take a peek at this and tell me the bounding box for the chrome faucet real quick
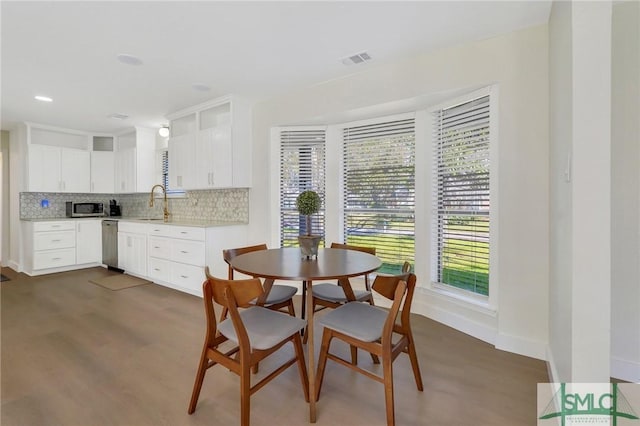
[149,184,170,222]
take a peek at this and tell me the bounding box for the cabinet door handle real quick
[154,246,160,249]
[52,225,60,228]
[180,250,189,254]
[51,239,61,242]
[180,275,188,279]
[154,268,160,271]
[180,231,188,234]
[52,257,61,261]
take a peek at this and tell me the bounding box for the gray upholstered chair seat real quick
[318,302,387,342]
[218,306,306,350]
[311,283,371,303]
[258,284,298,306]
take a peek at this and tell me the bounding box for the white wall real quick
[611,0,640,383]
[251,25,550,360]
[549,1,613,383]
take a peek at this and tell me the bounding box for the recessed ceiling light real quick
[108,113,129,120]
[192,84,211,92]
[34,95,53,102]
[116,54,143,66]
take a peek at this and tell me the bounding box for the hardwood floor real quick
[1,267,548,425]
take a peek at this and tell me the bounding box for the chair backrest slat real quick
[372,273,410,301]
[330,242,376,255]
[207,276,264,309]
[223,244,268,280]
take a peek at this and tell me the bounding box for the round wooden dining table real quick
[230,247,382,423]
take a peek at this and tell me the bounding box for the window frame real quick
[337,112,416,275]
[428,86,498,309]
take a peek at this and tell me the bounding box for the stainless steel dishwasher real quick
[102,219,119,270]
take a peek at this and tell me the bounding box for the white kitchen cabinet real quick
[26,125,92,193]
[22,219,105,276]
[60,148,91,192]
[196,126,232,188]
[147,223,206,295]
[26,220,77,272]
[114,127,156,193]
[28,144,61,192]
[167,95,252,190]
[114,147,136,193]
[91,151,115,193]
[117,222,148,278]
[28,145,90,193]
[167,133,196,190]
[113,220,248,297]
[76,219,102,265]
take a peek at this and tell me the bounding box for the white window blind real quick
[161,150,184,195]
[433,95,490,296]
[343,117,415,274]
[279,129,326,247]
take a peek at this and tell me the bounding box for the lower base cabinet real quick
[22,219,102,276]
[117,222,148,278]
[121,221,247,297]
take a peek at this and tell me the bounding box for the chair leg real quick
[188,349,209,414]
[314,329,333,402]
[292,333,310,402]
[287,299,296,317]
[240,360,251,426]
[350,345,358,365]
[219,306,229,323]
[301,282,307,320]
[406,333,424,391]
[382,356,395,426]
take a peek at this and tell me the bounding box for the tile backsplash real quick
[20,188,249,223]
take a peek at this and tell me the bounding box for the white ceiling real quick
[1,1,551,134]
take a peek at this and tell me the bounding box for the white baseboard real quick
[413,295,497,346]
[495,332,547,361]
[6,260,20,272]
[611,356,640,383]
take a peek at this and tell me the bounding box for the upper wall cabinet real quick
[114,127,156,193]
[167,95,252,190]
[91,136,115,193]
[27,125,91,193]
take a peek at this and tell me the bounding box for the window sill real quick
[426,282,497,317]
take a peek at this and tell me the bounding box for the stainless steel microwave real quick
[65,202,105,217]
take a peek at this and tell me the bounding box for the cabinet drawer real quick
[170,226,204,241]
[147,223,172,238]
[170,263,205,292]
[148,237,171,260]
[34,221,75,232]
[34,231,75,250]
[171,240,205,266]
[118,221,148,234]
[33,248,76,270]
[148,257,170,282]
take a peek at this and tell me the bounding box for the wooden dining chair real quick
[188,275,309,426]
[314,273,423,426]
[221,244,297,321]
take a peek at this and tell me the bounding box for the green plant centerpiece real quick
[296,190,322,259]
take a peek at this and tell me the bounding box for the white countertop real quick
[21,217,247,228]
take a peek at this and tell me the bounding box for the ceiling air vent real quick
[341,51,372,66]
